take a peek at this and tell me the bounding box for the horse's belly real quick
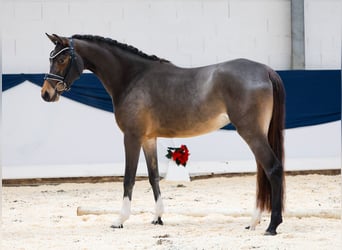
[160,113,230,138]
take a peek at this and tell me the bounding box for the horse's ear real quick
[46,33,68,46]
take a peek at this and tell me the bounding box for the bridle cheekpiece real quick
[44,38,77,92]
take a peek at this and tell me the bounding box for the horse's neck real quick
[75,40,148,104]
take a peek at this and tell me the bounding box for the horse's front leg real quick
[142,138,164,225]
[111,134,141,228]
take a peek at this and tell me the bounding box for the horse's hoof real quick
[111,224,123,229]
[265,217,281,235]
[264,230,277,236]
[245,225,257,231]
[152,217,163,225]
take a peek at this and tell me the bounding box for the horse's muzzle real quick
[42,91,51,102]
[41,80,60,102]
[41,91,60,102]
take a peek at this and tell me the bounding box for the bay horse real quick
[41,34,285,235]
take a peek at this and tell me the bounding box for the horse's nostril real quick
[42,91,51,102]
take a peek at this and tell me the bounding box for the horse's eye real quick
[57,58,64,64]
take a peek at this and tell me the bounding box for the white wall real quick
[2,0,341,73]
[305,0,342,69]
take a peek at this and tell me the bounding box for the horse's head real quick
[41,33,84,102]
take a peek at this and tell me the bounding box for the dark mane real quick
[72,34,170,63]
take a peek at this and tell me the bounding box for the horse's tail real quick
[256,68,285,212]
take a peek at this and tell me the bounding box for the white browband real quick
[49,47,71,59]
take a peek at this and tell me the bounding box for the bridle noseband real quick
[44,38,78,92]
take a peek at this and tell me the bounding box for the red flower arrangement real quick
[166,145,190,167]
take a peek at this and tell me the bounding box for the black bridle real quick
[44,38,78,92]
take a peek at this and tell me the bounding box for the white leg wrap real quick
[249,207,262,230]
[112,197,131,227]
[154,196,164,221]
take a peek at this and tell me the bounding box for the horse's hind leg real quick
[142,138,164,225]
[246,207,262,230]
[111,133,141,228]
[239,130,283,235]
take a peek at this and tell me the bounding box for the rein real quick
[44,38,77,92]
